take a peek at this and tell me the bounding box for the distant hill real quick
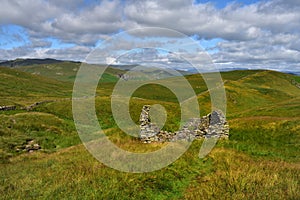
[219,67,250,72]
[110,64,194,76]
[0,59,126,83]
[123,69,300,119]
[281,70,300,76]
[205,70,300,118]
[0,59,195,82]
[2,61,299,113]
[0,58,78,68]
[0,66,73,106]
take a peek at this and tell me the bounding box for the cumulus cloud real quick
[0,0,61,27]
[0,44,91,61]
[0,0,299,71]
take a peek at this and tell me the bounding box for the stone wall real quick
[291,79,300,89]
[0,105,16,111]
[139,105,229,143]
[25,100,55,111]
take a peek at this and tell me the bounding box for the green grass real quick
[1,140,299,199]
[0,141,207,199]
[0,112,79,163]
[0,67,299,199]
[223,118,300,162]
[0,67,72,106]
[185,148,299,199]
[19,62,124,83]
[293,76,300,83]
[220,69,263,81]
[132,84,179,103]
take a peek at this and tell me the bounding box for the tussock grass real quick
[224,117,300,162]
[0,112,79,163]
[185,148,300,200]
[0,68,299,199]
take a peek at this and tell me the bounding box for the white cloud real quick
[0,0,300,71]
[0,0,61,26]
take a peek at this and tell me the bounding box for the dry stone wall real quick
[139,105,229,143]
[0,105,16,111]
[24,100,55,111]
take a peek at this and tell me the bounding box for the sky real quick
[0,0,300,72]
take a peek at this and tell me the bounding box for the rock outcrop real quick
[139,105,229,143]
[16,140,41,153]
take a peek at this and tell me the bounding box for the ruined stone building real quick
[139,105,229,143]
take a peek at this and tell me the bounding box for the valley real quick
[0,60,299,199]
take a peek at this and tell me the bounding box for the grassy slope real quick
[1,139,299,199]
[224,70,300,117]
[0,67,78,163]
[0,68,299,199]
[17,62,123,83]
[0,67,72,106]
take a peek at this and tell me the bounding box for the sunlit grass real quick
[0,66,300,199]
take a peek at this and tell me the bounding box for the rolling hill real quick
[0,67,72,106]
[0,58,125,83]
[0,65,299,199]
[0,59,208,83]
[0,58,67,67]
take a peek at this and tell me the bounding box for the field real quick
[0,62,299,199]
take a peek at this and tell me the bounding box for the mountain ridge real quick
[1,58,299,76]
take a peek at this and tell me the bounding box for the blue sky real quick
[195,0,261,8]
[0,0,260,50]
[0,25,29,49]
[0,0,300,72]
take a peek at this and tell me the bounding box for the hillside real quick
[0,58,67,67]
[19,63,125,83]
[0,67,72,106]
[0,68,299,199]
[0,59,215,83]
[0,58,125,83]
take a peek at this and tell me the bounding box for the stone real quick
[139,105,229,143]
[23,140,41,152]
[0,105,16,111]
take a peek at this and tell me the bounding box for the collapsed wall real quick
[139,105,229,143]
[0,105,16,111]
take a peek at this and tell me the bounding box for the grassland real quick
[23,63,121,83]
[11,61,124,83]
[0,65,299,199]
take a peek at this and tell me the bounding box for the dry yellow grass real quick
[185,148,300,199]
